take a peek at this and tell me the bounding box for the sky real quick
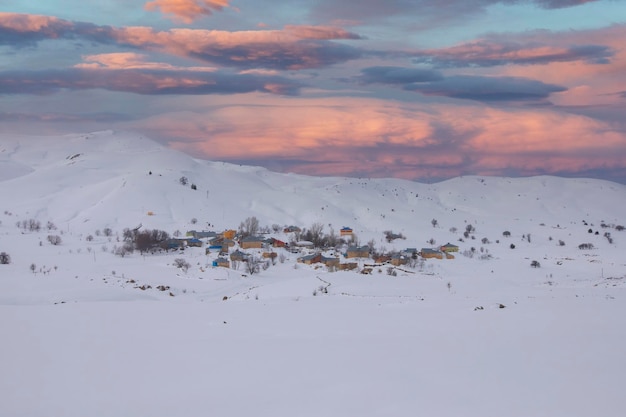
[1,0,626,183]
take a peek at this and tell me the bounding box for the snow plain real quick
[1,130,625,416]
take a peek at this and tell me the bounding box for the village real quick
[156,223,460,274]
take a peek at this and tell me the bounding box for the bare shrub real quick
[47,235,62,245]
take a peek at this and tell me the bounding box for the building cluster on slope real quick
[182,225,460,271]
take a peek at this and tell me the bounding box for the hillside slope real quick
[2,131,626,417]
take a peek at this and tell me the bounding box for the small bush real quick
[0,252,10,264]
[174,258,190,272]
[47,235,62,245]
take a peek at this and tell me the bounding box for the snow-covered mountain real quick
[1,130,625,417]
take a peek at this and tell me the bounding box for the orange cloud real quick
[144,0,231,23]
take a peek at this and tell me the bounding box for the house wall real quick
[323,258,340,267]
[346,250,369,258]
[241,241,263,249]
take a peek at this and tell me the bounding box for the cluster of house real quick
[182,226,460,270]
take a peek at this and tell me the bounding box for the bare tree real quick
[308,222,325,247]
[239,216,260,238]
[245,256,262,275]
[326,227,337,248]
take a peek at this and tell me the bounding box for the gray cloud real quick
[185,40,363,70]
[354,67,566,103]
[405,75,567,102]
[0,68,303,96]
[534,0,599,9]
[0,111,132,123]
[413,41,613,68]
[309,0,601,23]
[357,66,443,84]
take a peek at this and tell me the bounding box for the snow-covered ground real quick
[1,130,625,416]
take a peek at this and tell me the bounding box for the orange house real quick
[223,229,236,239]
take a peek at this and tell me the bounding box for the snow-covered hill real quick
[1,130,625,416]
[2,130,624,237]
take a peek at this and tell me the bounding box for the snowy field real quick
[1,131,626,416]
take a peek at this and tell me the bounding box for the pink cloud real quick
[491,25,626,107]
[413,40,611,67]
[109,25,362,69]
[74,52,216,72]
[0,13,363,70]
[144,0,231,23]
[132,95,626,181]
[0,12,66,32]
[284,25,363,40]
